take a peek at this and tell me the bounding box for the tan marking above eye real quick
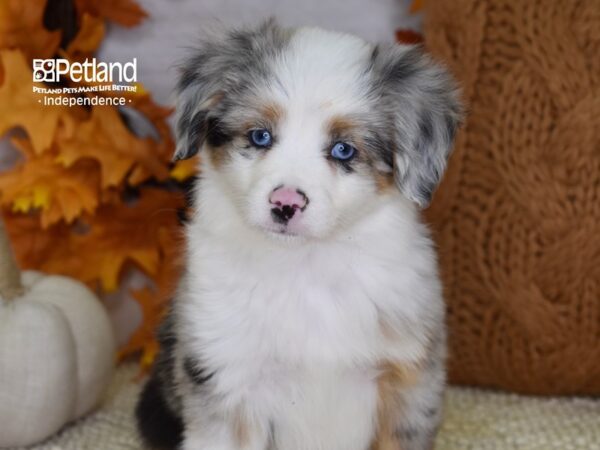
[240,103,285,134]
[328,115,358,137]
[261,102,285,125]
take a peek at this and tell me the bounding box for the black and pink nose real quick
[269,185,309,224]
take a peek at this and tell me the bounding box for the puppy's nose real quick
[269,185,308,224]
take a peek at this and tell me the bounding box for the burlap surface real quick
[7,364,599,450]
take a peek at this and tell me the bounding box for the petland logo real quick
[33,58,137,83]
[32,58,138,107]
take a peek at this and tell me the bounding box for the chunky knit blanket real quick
[9,364,600,450]
[424,0,600,394]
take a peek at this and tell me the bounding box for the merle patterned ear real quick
[173,40,229,161]
[173,19,289,160]
[173,89,219,161]
[371,45,463,207]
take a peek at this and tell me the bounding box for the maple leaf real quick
[74,0,148,27]
[127,90,175,159]
[41,188,184,292]
[2,209,72,270]
[120,227,184,371]
[41,59,177,186]
[0,0,61,60]
[66,13,105,59]
[396,29,424,45]
[0,138,101,227]
[81,82,176,174]
[171,157,199,182]
[123,91,177,184]
[410,0,424,13]
[0,49,72,154]
[55,105,170,188]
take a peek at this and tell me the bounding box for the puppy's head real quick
[176,21,461,240]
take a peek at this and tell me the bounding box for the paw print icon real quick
[32,59,56,82]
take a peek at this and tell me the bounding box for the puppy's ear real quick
[173,19,289,160]
[174,42,223,160]
[371,45,463,207]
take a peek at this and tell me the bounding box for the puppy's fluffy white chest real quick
[180,193,438,364]
[270,367,379,450]
[176,195,441,450]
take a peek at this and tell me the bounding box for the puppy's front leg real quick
[371,333,446,450]
[182,402,270,450]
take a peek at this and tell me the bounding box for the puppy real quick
[136,20,461,450]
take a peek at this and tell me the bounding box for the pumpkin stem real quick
[0,217,24,301]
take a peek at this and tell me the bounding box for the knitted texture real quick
[424,0,600,394]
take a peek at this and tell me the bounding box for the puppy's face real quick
[175,23,461,240]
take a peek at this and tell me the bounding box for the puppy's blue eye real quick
[330,142,356,161]
[249,129,272,148]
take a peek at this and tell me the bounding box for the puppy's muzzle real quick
[269,185,309,225]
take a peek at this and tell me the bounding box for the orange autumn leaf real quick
[0,0,61,60]
[119,286,161,366]
[56,105,170,188]
[66,13,105,59]
[75,0,148,27]
[0,138,101,227]
[46,62,177,186]
[123,94,177,184]
[0,49,72,154]
[14,188,187,369]
[127,90,175,159]
[410,0,424,13]
[73,82,177,181]
[42,188,185,292]
[396,29,424,45]
[120,227,184,369]
[3,210,72,270]
[118,187,186,368]
[171,157,199,182]
[121,285,165,371]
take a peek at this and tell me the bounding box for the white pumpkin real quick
[0,220,116,447]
